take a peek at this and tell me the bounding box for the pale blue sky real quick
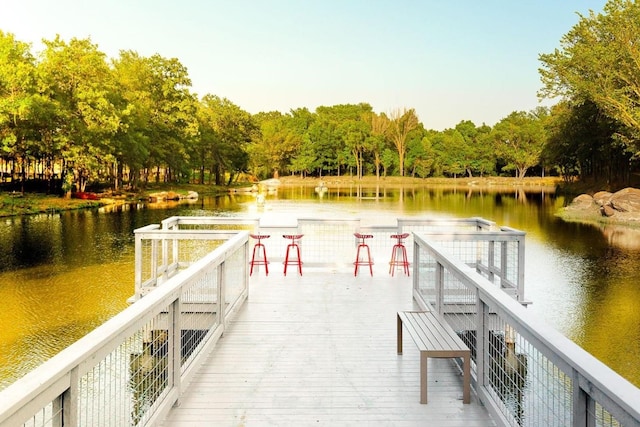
[2,0,607,130]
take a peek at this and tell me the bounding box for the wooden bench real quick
[397,311,471,404]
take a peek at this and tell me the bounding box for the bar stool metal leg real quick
[389,233,410,276]
[283,234,303,276]
[249,234,270,276]
[354,233,374,276]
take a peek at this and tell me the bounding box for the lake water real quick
[1,184,639,390]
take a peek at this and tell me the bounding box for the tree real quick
[433,129,466,177]
[337,118,370,179]
[389,108,419,176]
[406,132,434,178]
[539,0,640,154]
[111,50,152,190]
[38,36,120,195]
[0,31,41,193]
[366,112,390,179]
[249,110,309,179]
[544,100,626,182]
[111,51,197,188]
[199,95,254,185]
[492,109,548,179]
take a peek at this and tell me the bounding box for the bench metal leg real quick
[420,352,428,404]
[397,314,403,354]
[463,353,470,404]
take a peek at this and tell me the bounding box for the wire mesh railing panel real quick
[416,245,438,307]
[590,402,622,427]
[413,235,640,426]
[514,335,571,426]
[74,323,164,427]
[435,240,479,268]
[125,317,171,427]
[21,404,58,427]
[297,220,359,266]
[137,239,156,286]
[224,244,248,313]
[176,240,223,267]
[503,240,519,286]
[180,267,219,374]
[440,268,478,374]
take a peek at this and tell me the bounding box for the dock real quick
[162,267,495,426]
[2,216,638,427]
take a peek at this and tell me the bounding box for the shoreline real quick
[274,175,562,190]
[6,177,638,232]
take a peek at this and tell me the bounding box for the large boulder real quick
[609,188,640,213]
[593,191,612,207]
[567,194,597,211]
[564,188,640,223]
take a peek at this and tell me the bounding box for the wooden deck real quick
[161,265,495,426]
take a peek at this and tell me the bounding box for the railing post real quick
[572,371,596,427]
[151,239,158,286]
[134,232,143,297]
[476,297,488,389]
[52,394,62,427]
[169,298,182,407]
[161,237,169,284]
[219,260,226,329]
[62,367,79,427]
[435,261,444,315]
[517,235,525,303]
[487,240,495,283]
[413,239,419,294]
[501,240,508,291]
[172,224,179,274]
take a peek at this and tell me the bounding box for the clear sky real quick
[1,0,607,130]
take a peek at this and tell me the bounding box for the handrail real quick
[0,230,250,427]
[413,234,640,427]
[0,216,527,426]
[412,230,526,303]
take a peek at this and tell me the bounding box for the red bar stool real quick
[283,234,303,276]
[353,233,374,276]
[389,233,410,276]
[249,234,270,276]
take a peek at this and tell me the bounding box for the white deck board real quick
[162,265,495,426]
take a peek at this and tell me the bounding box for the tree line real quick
[1,0,638,195]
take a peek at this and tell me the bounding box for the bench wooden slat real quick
[397,311,471,404]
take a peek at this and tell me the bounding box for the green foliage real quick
[491,109,549,179]
[539,0,640,183]
[10,8,640,194]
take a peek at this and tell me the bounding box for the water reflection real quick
[0,184,639,390]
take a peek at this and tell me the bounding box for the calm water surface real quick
[1,184,639,389]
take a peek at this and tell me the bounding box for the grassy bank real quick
[0,193,103,217]
[0,182,236,217]
[0,176,593,218]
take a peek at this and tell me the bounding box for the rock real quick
[166,191,180,201]
[593,191,612,207]
[610,188,640,213]
[601,204,616,217]
[569,194,596,209]
[563,187,640,224]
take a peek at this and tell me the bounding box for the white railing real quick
[413,235,640,427]
[0,230,250,427]
[134,216,517,302]
[0,216,527,426]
